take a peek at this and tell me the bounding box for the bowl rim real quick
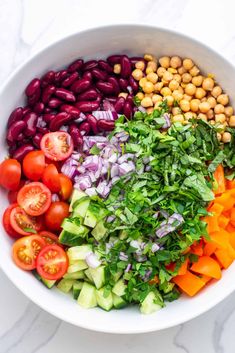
[1,23,235,334]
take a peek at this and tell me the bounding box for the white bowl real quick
[1,24,235,334]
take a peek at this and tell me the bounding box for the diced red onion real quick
[103,99,115,112]
[106,215,116,223]
[36,116,47,128]
[51,194,60,202]
[125,263,132,273]
[75,112,87,123]
[96,180,110,198]
[138,106,146,113]
[111,176,121,185]
[85,252,101,268]
[119,252,128,261]
[163,113,171,129]
[135,254,147,262]
[145,165,151,172]
[92,110,117,121]
[118,153,135,164]
[127,86,133,94]
[115,131,129,142]
[119,161,135,176]
[151,243,160,252]
[60,125,69,132]
[61,158,79,179]
[108,153,118,164]
[111,164,119,178]
[72,152,82,161]
[156,225,177,238]
[85,187,97,197]
[74,175,92,191]
[77,165,86,174]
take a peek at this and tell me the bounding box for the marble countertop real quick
[1,0,235,352]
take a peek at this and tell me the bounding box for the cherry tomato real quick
[2,203,22,238]
[12,235,46,270]
[10,206,43,236]
[17,182,51,216]
[23,151,46,181]
[39,231,59,245]
[0,159,21,191]
[44,201,69,231]
[40,132,74,161]
[36,244,68,280]
[42,164,61,193]
[59,174,73,200]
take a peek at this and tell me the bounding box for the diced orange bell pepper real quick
[204,215,220,233]
[200,275,212,284]
[149,275,159,285]
[178,258,189,276]
[213,165,226,195]
[229,232,235,250]
[204,242,217,256]
[226,179,235,190]
[190,255,222,279]
[209,229,230,249]
[218,214,229,228]
[214,249,233,269]
[208,203,224,216]
[215,192,235,211]
[226,223,235,233]
[230,208,235,222]
[172,271,206,297]
[190,239,204,256]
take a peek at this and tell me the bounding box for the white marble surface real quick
[1,0,235,352]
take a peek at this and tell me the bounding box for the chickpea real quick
[183,58,194,71]
[173,74,182,83]
[214,104,225,114]
[113,64,121,74]
[152,94,162,104]
[217,94,229,106]
[217,133,222,141]
[202,77,214,91]
[146,67,154,74]
[144,54,154,61]
[181,82,187,89]
[210,120,216,125]
[172,107,182,115]
[139,77,148,88]
[165,95,174,106]
[185,83,196,96]
[185,112,196,120]
[183,94,192,101]
[146,72,158,84]
[172,90,183,101]
[159,56,170,68]
[222,132,232,143]
[182,73,192,83]
[179,99,190,112]
[154,82,164,92]
[154,101,163,109]
[172,114,184,123]
[168,68,177,74]
[199,101,210,113]
[201,97,207,102]
[136,92,144,100]
[169,80,179,91]
[206,109,214,120]
[178,66,186,75]
[192,75,203,87]
[144,93,153,98]
[224,106,233,117]
[143,81,154,94]
[190,99,200,112]
[160,87,172,96]
[141,97,153,108]
[189,66,200,77]
[229,115,235,127]
[135,61,145,71]
[147,61,157,72]
[178,86,184,94]
[146,107,154,114]
[211,86,222,98]
[157,67,166,77]
[163,71,173,82]
[198,113,207,121]
[195,87,206,99]
[215,113,226,123]
[207,96,216,108]
[132,69,144,81]
[170,56,182,69]
[118,92,128,98]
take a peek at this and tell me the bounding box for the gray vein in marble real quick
[173,324,189,353]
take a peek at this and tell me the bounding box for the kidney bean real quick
[60,104,80,118]
[82,60,98,71]
[69,124,83,147]
[55,70,68,84]
[107,55,122,65]
[91,68,108,81]
[7,107,23,128]
[87,114,99,134]
[96,81,114,95]
[12,144,35,162]
[42,85,56,104]
[25,78,41,97]
[68,59,84,73]
[98,60,113,73]
[7,120,26,142]
[71,78,91,94]
[8,144,17,154]
[130,57,146,67]
[37,127,50,134]
[62,72,79,87]
[77,88,98,101]
[44,107,52,113]
[114,97,125,114]
[119,78,128,91]
[108,77,120,95]
[96,94,102,103]
[41,71,55,86]
[126,94,134,105]
[24,112,38,136]
[48,98,63,109]
[82,71,93,80]
[34,102,44,114]
[55,88,76,102]
[75,101,99,112]
[17,133,24,141]
[27,88,41,106]
[22,106,31,116]
[79,121,91,135]
[123,101,132,119]
[120,55,131,78]
[43,113,56,123]
[33,133,43,148]
[49,112,73,132]
[97,119,115,131]
[129,76,139,93]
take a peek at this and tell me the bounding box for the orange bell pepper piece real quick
[209,229,230,249]
[172,271,206,297]
[190,239,204,256]
[218,214,229,228]
[178,258,189,276]
[204,215,220,233]
[214,249,233,269]
[200,275,212,284]
[215,192,235,211]
[213,165,226,195]
[229,232,235,250]
[208,203,224,216]
[190,255,222,279]
[203,242,217,256]
[226,223,235,233]
[226,179,235,190]
[149,275,159,285]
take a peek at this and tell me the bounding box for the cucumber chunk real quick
[73,281,84,300]
[89,266,106,289]
[67,260,88,273]
[113,293,127,309]
[73,199,90,218]
[69,189,86,211]
[140,292,162,314]
[112,279,127,297]
[84,209,97,228]
[77,282,97,308]
[63,271,85,280]
[67,245,92,261]
[91,221,107,241]
[84,269,94,283]
[96,288,113,311]
[57,278,76,293]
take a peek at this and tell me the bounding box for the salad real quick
[1,53,235,314]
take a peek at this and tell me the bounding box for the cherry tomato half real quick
[0,159,21,191]
[42,164,61,193]
[7,180,27,204]
[40,132,74,161]
[3,203,22,238]
[23,151,46,181]
[39,231,59,245]
[59,174,73,200]
[10,206,43,236]
[44,201,69,232]
[17,182,51,216]
[36,244,68,280]
[12,235,46,270]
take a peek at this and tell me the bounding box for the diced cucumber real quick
[84,269,94,283]
[112,279,127,297]
[41,278,56,289]
[140,292,162,314]
[113,271,123,282]
[91,220,107,241]
[113,293,127,309]
[84,209,97,228]
[67,260,88,273]
[89,266,106,289]
[96,288,113,311]
[69,189,86,211]
[61,219,88,237]
[119,230,128,240]
[73,199,90,218]
[67,245,92,261]
[73,281,84,300]
[63,271,85,280]
[77,282,97,308]
[57,278,76,293]
[58,230,83,247]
